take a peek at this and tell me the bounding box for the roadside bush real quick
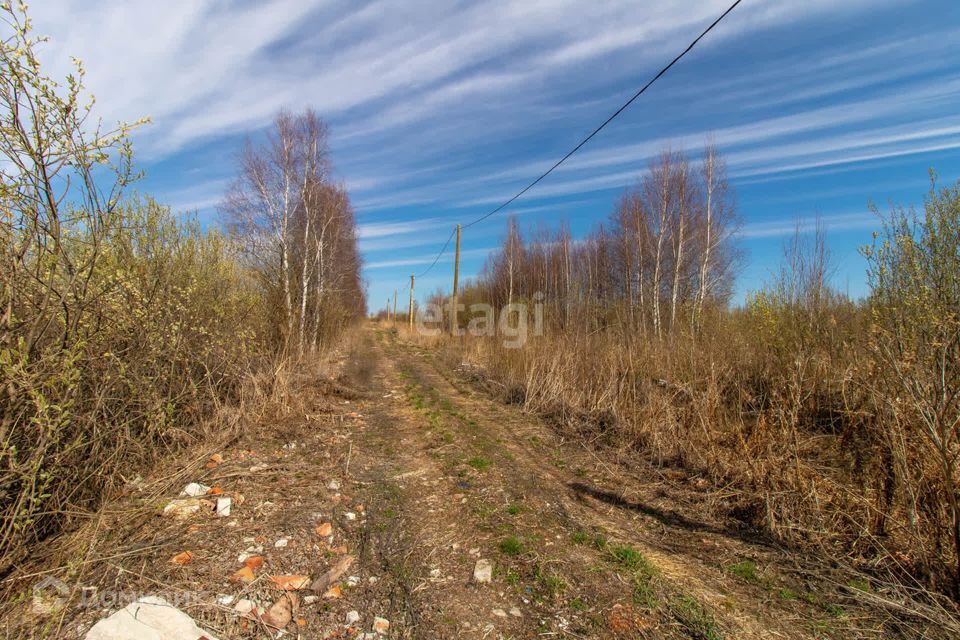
[0,5,266,575]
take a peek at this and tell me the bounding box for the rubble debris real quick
[345,610,360,626]
[230,566,256,584]
[233,599,256,615]
[263,593,299,629]
[323,584,342,599]
[163,499,202,519]
[269,575,311,591]
[215,497,231,517]
[473,559,493,584]
[170,551,193,565]
[373,617,390,635]
[180,482,210,497]
[311,555,354,593]
[315,522,333,537]
[83,595,218,640]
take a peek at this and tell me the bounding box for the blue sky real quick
[34,0,960,309]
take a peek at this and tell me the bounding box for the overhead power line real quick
[404,0,743,281]
[415,226,457,279]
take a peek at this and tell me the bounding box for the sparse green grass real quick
[610,545,658,578]
[506,503,522,515]
[539,573,566,597]
[728,559,761,584]
[847,577,871,592]
[467,456,492,471]
[802,592,846,618]
[569,597,587,611]
[571,530,590,545]
[499,535,523,555]
[670,595,723,640]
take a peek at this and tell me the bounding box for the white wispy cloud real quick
[365,247,493,270]
[357,217,447,239]
[738,212,877,239]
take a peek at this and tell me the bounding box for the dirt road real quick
[319,326,942,639]
[31,324,954,639]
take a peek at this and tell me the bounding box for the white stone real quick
[84,596,218,640]
[216,594,235,606]
[328,479,341,491]
[274,538,288,548]
[215,497,231,517]
[233,599,256,615]
[473,559,493,584]
[509,607,522,617]
[345,610,360,625]
[492,608,507,618]
[344,512,357,521]
[180,483,210,497]
[162,499,201,519]
[373,617,390,635]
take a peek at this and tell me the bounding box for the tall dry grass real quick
[445,180,960,598]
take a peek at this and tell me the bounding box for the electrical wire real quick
[394,0,743,281]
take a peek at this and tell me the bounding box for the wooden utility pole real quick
[450,224,461,335]
[408,275,415,330]
[392,290,398,324]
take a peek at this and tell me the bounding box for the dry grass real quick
[439,311,958,604]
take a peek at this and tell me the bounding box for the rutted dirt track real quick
[337,326,950,639]
[23,323,956,639]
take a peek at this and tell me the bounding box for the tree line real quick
[466,144,738,338]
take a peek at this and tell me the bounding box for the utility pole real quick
[451,224,461,335]
[392,289,398,324]
[408,275,415,331]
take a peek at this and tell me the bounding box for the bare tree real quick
[222,110,362,354]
